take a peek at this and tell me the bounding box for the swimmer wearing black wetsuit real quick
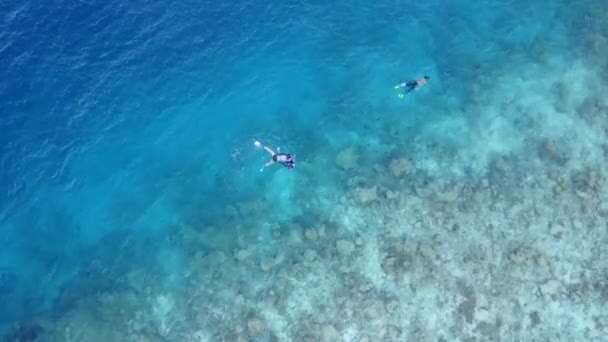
[395,75,429,98]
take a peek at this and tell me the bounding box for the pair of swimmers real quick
[255,76,429,171]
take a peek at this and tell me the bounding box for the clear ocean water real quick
[1,0,607,340]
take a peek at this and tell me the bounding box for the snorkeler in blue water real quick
[254,140,295,172]
[394,75,429,99]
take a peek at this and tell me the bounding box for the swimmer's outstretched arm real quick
[259,159,275,172]
[254,140,276,155]
[263,146,276,156]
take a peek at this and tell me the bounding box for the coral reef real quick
[335,147,359,171]
[4,2,608,341]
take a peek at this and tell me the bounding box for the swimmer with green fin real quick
[394,75,429,99]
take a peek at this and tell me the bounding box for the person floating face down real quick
[394,75,429,99]
[254,141,295,172]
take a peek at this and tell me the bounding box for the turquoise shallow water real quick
[1,0,608,340]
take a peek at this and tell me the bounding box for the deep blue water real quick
[1,0,607,339]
